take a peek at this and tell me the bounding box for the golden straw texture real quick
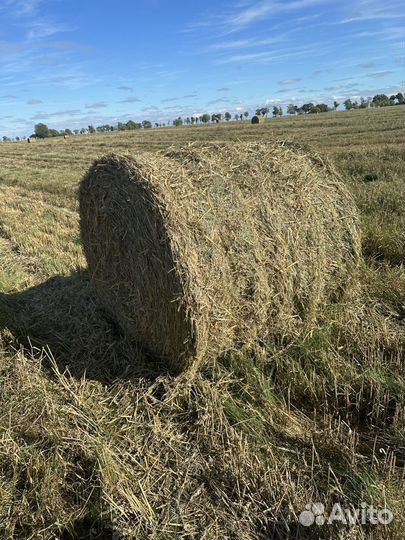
[80,142,361,372]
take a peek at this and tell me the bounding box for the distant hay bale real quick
[80,142,361,373]
[251,115,265,124]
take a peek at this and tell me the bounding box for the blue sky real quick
[0,0,404,136]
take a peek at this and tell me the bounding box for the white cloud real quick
[119,97,142,103]
[207,98,229,105]
[225,0,333,31]
[218,43,325,64]
[85,102,108,109]
[186,0,335,35]
[367,70,393,78]
[340,12,399,23]
[338,0,403,23]
[31,109,83,120]
[2,0,41,16]
[210,34,286,51]
[278,79,301,85]
[27,20,73,40]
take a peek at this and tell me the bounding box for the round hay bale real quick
[251,115,265,124]
[80,142,361,373]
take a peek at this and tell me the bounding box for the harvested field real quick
[0,106,404,540]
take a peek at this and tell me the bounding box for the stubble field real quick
[0,105,404,539]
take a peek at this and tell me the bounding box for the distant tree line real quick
[286,102,334,115]
[172,111,250,126]
[1,92,404,141]
[30,123,75,138]
[29,119,159,138]
[30,112,254,138]
[342,93,404,110]
[286,93,404,115]
[254,106,283,117]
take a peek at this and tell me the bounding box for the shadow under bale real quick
[0,272,169,383]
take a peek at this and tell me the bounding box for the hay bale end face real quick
[251,115,265,124]
[80,142,361,373]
